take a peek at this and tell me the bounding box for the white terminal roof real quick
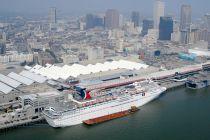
[8,72,34,86]
[24,65,32,70]
[30,64,43,73]
[0,81,14,94]
[19,70,47,84]
[0,73,21,88]
[28,60,149,80]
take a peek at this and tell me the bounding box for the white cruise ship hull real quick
[44,87,166,128]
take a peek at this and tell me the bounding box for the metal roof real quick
[19,70,47,84]
[30,60,149,80]
[8,72,34,86]
[0,81,14,94]
[30,64,43,73]
[24,65,32,70]
[0,74,22,88]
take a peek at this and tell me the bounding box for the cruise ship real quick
[43,80,166,128]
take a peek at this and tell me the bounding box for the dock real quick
[0,117,43,131]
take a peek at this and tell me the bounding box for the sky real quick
[0,0,210,18]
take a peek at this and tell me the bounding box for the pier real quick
[0,117,43,132]
[84,63,205,91]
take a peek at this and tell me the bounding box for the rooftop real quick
[27,60,149,80]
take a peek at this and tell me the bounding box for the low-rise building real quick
[0,53,33,63]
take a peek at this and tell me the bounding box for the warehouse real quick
[28,60,149,80]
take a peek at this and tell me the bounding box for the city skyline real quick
[0,0,210,18]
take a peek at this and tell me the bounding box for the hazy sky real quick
[0,0,210,17]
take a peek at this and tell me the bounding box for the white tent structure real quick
[28,60,148,80]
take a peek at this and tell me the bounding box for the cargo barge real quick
[83,106,139,125]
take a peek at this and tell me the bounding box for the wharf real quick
[0,117,43,131]
[84,63,204,91]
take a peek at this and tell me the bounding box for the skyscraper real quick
[85,14,94,29]
[105,9,120,29]
[204,13,210,31]
[0,42,6,54]
[153,0,165,29]
[198,29,210,45]
[159,16,173,40]
[141,19,154,36]
[180,5,192,30]
[131,11,140,27]
[49,7,57,24]
[180,29,189,44]
[85,14,104,29]
[2,32,6,43]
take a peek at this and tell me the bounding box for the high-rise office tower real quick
[85,14,104,29]
[85,14,95,29]
[2,32,6,42]
[204,13,210,31]
[198,29,210,44]
[0,42,6,54]
[141,19,154,36]
[180,5,192,30]
[153,0,165,29]
[49,7,57,24]
[180,29,189,44]
[189,28,199,44]
[131,11,140,27]
[105,9,120,29]
[159,16,173,40]
[119,14,124,27]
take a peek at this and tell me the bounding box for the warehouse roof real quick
[19,70,47,83]
[8,72,34,86]
[0,81,14,94]
[28,60,148,80]
[0,73,21,88]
